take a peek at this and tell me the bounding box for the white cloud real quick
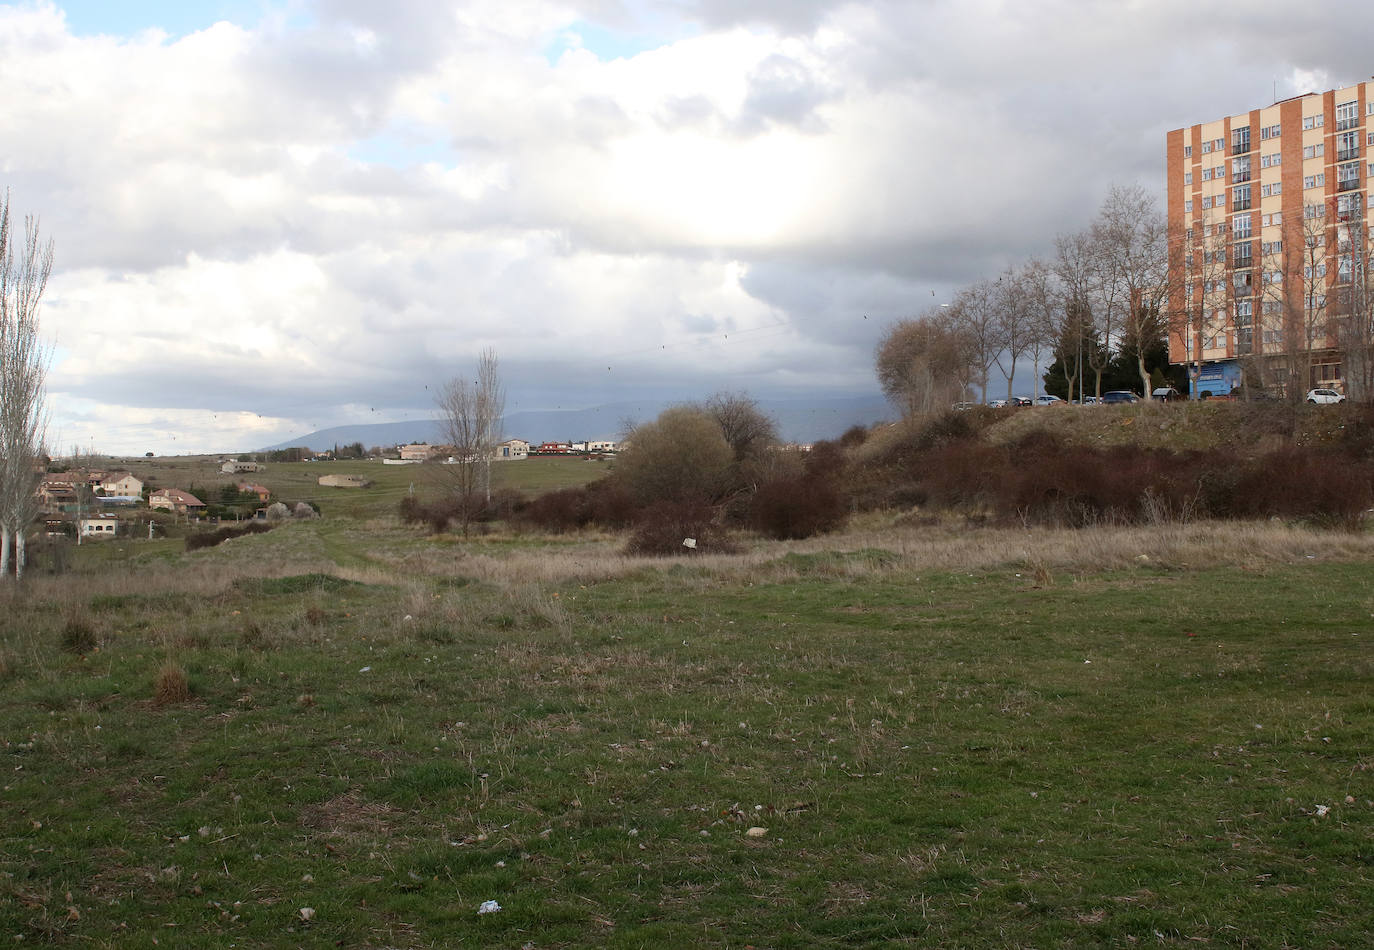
[5,0,1374,453]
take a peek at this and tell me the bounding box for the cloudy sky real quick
[4,0,1373,454]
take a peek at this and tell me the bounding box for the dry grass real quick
[153,662,191,705]
[361,515,1374,589]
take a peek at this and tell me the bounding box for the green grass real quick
[2,525,1373,947]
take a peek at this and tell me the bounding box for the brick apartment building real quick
[1167,79,1374,399]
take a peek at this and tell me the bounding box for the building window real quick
[1233,216,1253,239]
[1202,140,1213,154]
[1262,239,1283,255]
[1184,199,1193,213]
[1261,182,1282,197]
[1336,193,1363,216]
[1337,161,1360,190]
[1302,143,1325,159]
[1305,203,1326,220]
[1233,185,1251,211]
[1336,100,1359,131]
[1215,137,1226,151]
[1261,152,1282,168]
[1260,123,1282,140]
[1337,130,1360,161]
[1304,173,1326,189]
[1264,270,1282,286]
[1232,126,1251,154]
[1184,171,1193,184]
[1232,156,1251,182]
[1302,114,1325,130]
[1201,167,1213,181]
[1184,144,1193,157]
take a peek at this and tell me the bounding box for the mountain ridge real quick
[260,395,892,452]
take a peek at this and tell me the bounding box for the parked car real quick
[952,401,977,411]
[987,398,1007,408]
[1152,387,1183,402]
[1101,391,1140,405]
[1306,388,1346,405]
[1080,396,1099,405]
[1033,394,1065,406]
[1009,396,1033,407]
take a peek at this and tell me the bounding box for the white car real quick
[1306,388,1345,405]
[1034,394,1065,406]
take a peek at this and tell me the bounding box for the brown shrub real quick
[185,521,275,551]
[154,663,192,705]
[750,473,848,540]
[624,500,738,556]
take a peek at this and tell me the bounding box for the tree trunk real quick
[1138,353,1152,400]
[0,526,9,578]
[15,531,25,580]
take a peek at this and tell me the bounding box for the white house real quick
[221,459,262,474]
[493,439,530,461]
[79,514,120,538]
[101,473,143,496]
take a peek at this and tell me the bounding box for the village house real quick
[149,488,206,514]
[38,473,80,512]
[398,443,435,462]
[493,439,529,460]
[78,513,120,539]
[237,482,271,502]
[100,473,144,497]
[221,459,263,474]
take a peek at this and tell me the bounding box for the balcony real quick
[1231,170,1252,183]
[1338,176,1361,192]
[1233,197,1252,212]
[1337,146,1360,162]
[1231,140,1250,156]
[1230,255,1253,271]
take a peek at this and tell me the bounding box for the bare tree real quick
[0,192,52,579]
[434,348,505,534]
[1094,184,1172,398]
[700,391,777,463]
[991,265,1034,401]
[953,279,1006,402]
[875,308,977,416]
[1261,211,1333,400]
[1020,258,1062,400]
[1330,197,1374,400]
[1054,230,1097,402]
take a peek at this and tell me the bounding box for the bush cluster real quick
[861,414,1374,528]
[398,489,527,533]
[185,521,276,551]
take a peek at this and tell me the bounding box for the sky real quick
[4,0,1374,454]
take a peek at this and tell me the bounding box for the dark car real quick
[1009,396,1032,407]
[1151,387,1183,402]
[1101,391,1140,405]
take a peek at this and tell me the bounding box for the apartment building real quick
[1166,80,1374,398]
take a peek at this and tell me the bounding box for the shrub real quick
[518,487,589,533]
[624,500,738,556]
[615,407,735,505]
[154,663,191,705]
[185,521,275,552]
[750,473,848,540]
[60,616,98,655]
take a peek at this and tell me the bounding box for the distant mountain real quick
[260,395,893,453]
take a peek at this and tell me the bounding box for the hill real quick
[261,394,892,452]
[980,400,1372,455]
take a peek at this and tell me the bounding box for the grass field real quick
[2,509,1373,947]
[76,455,612,524]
